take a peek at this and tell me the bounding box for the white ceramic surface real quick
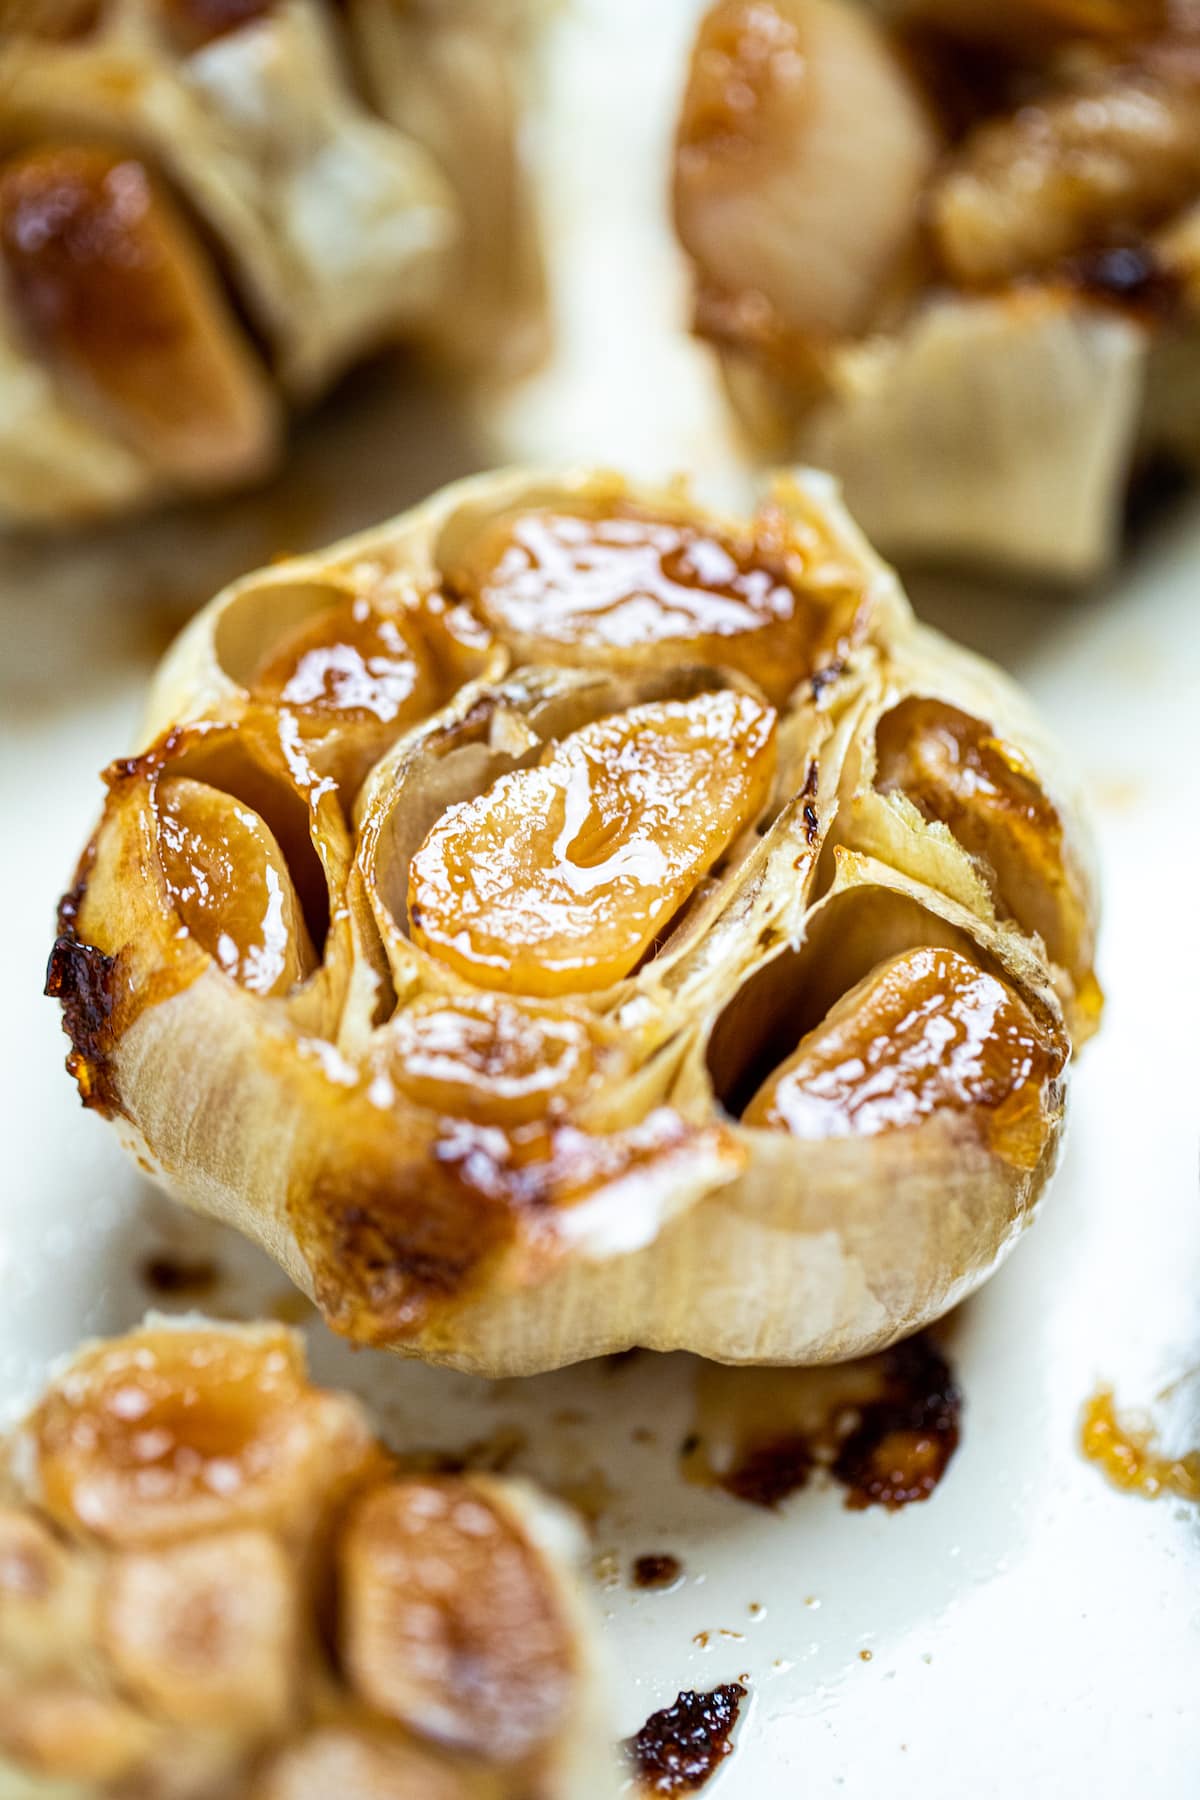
[2,2,1198,1794]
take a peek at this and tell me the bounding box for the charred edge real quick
[56,833,98,938]
[832,1335,963,1511]
[801,760,820,843]
[103,725,185,791]
[626,1684,747,1794]
[44,934,121,1116]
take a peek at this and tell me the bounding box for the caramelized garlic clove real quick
[674,0,940,343]
[0,145,279,485]
[102,1529,298,1731]
[931,70,1200,288]
[29,1324,378,1546]
[157,775,318,997]
[250,595,438,731]
[446,502,847,704]
[745,945,1065,1169]
[874,698,1094,983]
[407,691,777,996]
[384,994,605,1125]
[339,1477,573,1763]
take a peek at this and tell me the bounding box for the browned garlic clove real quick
[407,692,777,996]
[0,1322,609,1797]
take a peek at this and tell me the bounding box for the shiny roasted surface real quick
[48,470,1096,1366]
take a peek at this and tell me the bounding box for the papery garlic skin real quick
[0,1320,612,1799]
[675,0,1200,579]
[48,467,1098,1375]
[0,0,537,527]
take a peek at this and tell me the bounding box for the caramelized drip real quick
[682,1334,961,1511]
[1081,1388,1200,1501]
[626,1683,746,1795]
[631,1553,683,1590]
[0,146,273,480]
[744,946,1063,1167]
[251,597,434,728]
[339,1478,572,1762]
[385,995,602,1125]
[875,698,1084,977]
[29,1325,373,1545]
[449,505,840,704]
[408,691,776,996]
[157,776,316,997]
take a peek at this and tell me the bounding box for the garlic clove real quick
[157,775,318,998]
[674,0,940,342]
[874,696,1095,983]
[445,500,857,706]
[744,945,1065,1172]
[28,1323,379,1546]
[931,71,1200,288]
[338,1476,573,1763]
[0,144,279,486]
[407,691,777,996]
[383,994,611,1127]
[102,1529,299,1732]
[252,1726,475,1800]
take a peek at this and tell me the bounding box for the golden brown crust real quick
[0,1322,606,1798]
[48,468,1098,1372]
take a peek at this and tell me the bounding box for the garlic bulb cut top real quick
[0,0,537,526]
[675,0,1200,578]
[48,469,1100,1374]
[0,1320,611,1799]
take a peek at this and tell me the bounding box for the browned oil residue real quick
[683,1332,961,1511]
[1081,1388,1200,1502]
[626,1683,746,1794]
[139,1254,220,1298]
[632,1553,683,1590]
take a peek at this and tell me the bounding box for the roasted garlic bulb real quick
[47,469,1100,1374]
[0,0,537,527]
[674,0,1200,578]
[0,1319,609,1798]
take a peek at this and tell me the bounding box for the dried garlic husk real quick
[48,467,1099,1374]
[0,1320,611,1799]
[674,0,1200,578]
[0,0,538,527]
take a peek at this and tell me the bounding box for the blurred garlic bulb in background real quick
[674,0,1200,578]
[0,0,540,528]
[0,1320,611,1799]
